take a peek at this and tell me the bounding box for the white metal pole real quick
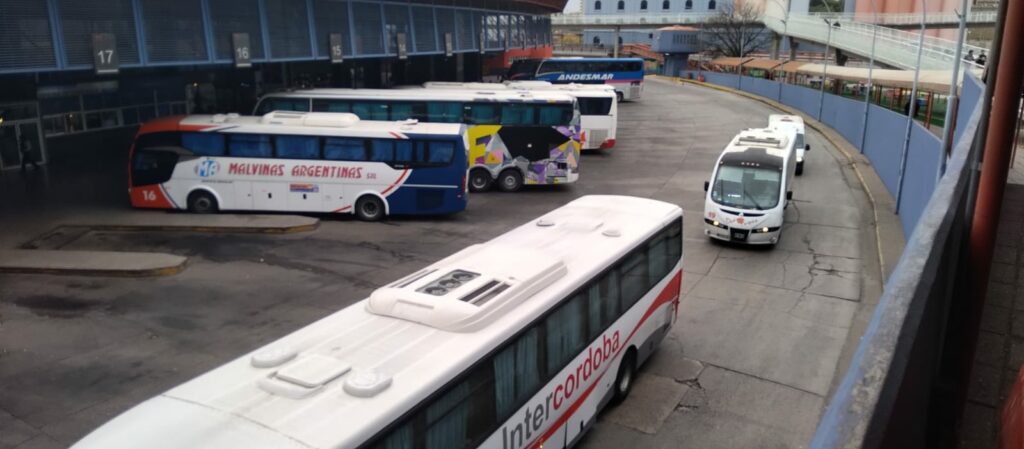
[938,0,969,178]
[895,0,927,213]
[858,0,878,153]
[817,19,832,121]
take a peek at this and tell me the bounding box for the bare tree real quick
[699,2,769,58]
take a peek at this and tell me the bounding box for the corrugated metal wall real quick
[0,0,552,74]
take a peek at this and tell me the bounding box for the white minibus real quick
[768,114,810,175]
[703,127,797,245]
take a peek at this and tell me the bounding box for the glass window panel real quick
[313,99,351,113]
[394,140,413,163]
[353,102,389,120]
[390,103,414,120]
[275,135,320,159]
[182,132,226,156]
[324,138,366,161]
[256,97,310,114]
[648,235,670,286]
[228,134,273,158]
[493,326,541,420]
[501,104,535,125]
[537,105,572,126]
[620,251,649,309]
[427,102,463,123]
[429,141,455,164]
[466,103,498,124]
[545,295,587,376]
[371,140,394,162]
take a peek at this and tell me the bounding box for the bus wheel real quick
[355,195,386,221]
[497,169,524,192]
[616,91,624,103]
[796,161,804,176]
[469,169,493,192]
[187,191,218,213]
[611,349,637,405]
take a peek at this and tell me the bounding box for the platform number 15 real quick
[332,44,343,58]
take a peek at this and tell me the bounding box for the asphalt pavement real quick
[0,78,884,449]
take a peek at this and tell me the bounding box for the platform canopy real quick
[709,57,754,68]
[794,64,962,94]
[743,59,786,71]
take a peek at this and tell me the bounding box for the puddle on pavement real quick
[14,295,97,318]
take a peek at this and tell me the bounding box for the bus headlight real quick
[752,227,777,234]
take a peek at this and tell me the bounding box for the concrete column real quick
[770,33,781,60]
[613,26,620,58]
[787,37,797,61]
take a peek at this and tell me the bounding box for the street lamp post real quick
[938,0,970,178]
[858,0,878,153]
[817,18,834,121]
[895,0,928,213]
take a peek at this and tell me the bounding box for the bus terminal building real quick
[0,0,561,169]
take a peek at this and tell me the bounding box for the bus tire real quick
[187,190,218,214]
[497,169,524,192]
[611,348,637,405]
[355,195,386,221]
[796,161,804,176]
[616,91,624,103]
[469,168,494,192]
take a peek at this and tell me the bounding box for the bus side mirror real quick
[805,144,811,152]
[787,191,793,200]
[704,181,709,192]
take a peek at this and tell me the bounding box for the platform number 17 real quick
[97,49,114,64]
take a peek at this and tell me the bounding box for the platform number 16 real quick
[142,190,157,202]
[236,46,250,60]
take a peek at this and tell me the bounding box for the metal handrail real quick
[809,10,997,25]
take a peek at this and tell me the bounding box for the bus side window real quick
[275,135,320,160]
[428,141,454,164]
[228,134,273,158]
[465,103,498,124]
[618,249,649,311]
[537,105,571,126]
[500,104,536,126]
[544,293,588,377]
[324,138,367,161]
[394,140,414,164]
[589,270,619,337]
[370,140,395,162]
[647,231,671,288]
[426,102,462,123]
[257,98,310,115]
[313,99,351,113]
[181,132,226,156]
[390,103,415,121]
[492,326,542,420]
[668,220,682,267]
[423,364,496,449]
[353,102,389,120]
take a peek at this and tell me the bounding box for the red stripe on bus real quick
[333,205,352,213]
[380,169,411,196]
[389,131,405,139]
[526,269,682,449]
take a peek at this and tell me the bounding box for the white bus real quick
[254,89,581,193]
[768,114,810,175]
[703,128,797,245]
[129,112,469,221]
[420,81,619,151]
[71,195,684,449]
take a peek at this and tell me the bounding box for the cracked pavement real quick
[0,79,879,449]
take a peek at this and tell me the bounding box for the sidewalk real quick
[960,182,1024,448]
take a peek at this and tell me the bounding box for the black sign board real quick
[232,33,252,68]
[329,33,344,63]
[396,32,408,60]
[91,33,119,75]
[444,33,453,57]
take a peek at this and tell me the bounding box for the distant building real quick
[581,0,734,46]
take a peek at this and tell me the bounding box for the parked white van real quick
[768,114,810,175]
[703,127,798,245]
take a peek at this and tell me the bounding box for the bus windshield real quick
[710,164,782,210]
[577,97,613,115]
[507,59,541,80]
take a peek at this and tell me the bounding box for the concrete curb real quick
[654,75,904,280]
[73,213,321,234]
[0,250,187,277]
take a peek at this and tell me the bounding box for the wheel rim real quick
[195,197,212,211]
[619,367,632,392]
[362,201,379,218]
[471,174,487,189]
[503,174,518,189]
